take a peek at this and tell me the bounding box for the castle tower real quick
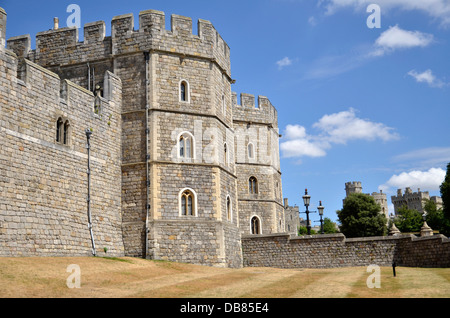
[371,190,389,219]
[232,93,285,235]
[345,181,362,197]
[344,182,389,218]
[391,187,441,215]
[14,9,244,268]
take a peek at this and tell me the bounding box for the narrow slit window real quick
[227,196,232,221]
[56,118,63,143]
[224,143,228,165]
[249,176,258,194]
[63,120,70,145]
[248,143,254,159]
[180,81,187,102]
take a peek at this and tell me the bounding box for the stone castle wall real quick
[242,233,450,268]
[0,41,125,256]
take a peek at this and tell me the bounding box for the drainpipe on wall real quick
[87,63,91,92]
[86,128,97,256]
[144,51,150,259]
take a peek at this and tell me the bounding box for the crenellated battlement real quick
[232,92,279,128]
[6,9,231,76]
[1,43,121,122]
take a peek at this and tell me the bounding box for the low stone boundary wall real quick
[241,233,450,268]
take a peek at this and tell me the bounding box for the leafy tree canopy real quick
[337,193,387,238]
[394,205,423,233]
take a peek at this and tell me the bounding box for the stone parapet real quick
[242,233,450,268]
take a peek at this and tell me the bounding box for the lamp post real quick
[301,189,315,235]
[317,201,324,234]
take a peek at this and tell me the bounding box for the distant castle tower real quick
[344,182,389,219]
[391,188,443,215]
[345,181,362,197]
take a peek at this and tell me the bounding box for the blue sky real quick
[2,0,449,223]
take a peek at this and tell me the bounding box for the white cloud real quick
[320,0,450,26]
[276,57,293,70]
[379,167,446,192]
[313,108,399,144]
[372,25,434,56]
[280,109,399,160]
[280,137,328,158]
[407,69,447,88]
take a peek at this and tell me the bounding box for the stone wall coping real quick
[112,13,134,21]
[241,233,290,240]
[291,233,345,241]
[345,235,409,242]
[36,26,78,37]
[23,58,60,80]
[410,234,449,243]
[139,9,165,16]
[64,78,94,97]
[84,20,105,28]
[241,232,450,244]
[7,34,30,41]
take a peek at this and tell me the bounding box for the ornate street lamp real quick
[317,201,324,234]
[301,189,315,235]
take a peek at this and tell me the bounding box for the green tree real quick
[337,193,387,238]
[424,199,443,230]
[323,217,338,234]
[440,163,450,217]
[439,163,450,236]
[394,205,423,233]
[298,226,316,235]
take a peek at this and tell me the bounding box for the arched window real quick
[226,196,232,221]
[247,143,254,159]
[180,80,189,102]
[251,216,261,234]
[180,189,196,216]
[63,120,70,145]
[56,118,63,143]
[56,118,69,145]
[249,176,258,194]
[179,132,194,159]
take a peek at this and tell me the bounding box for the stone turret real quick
[345,181,362,197]
[0,7,6,49]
